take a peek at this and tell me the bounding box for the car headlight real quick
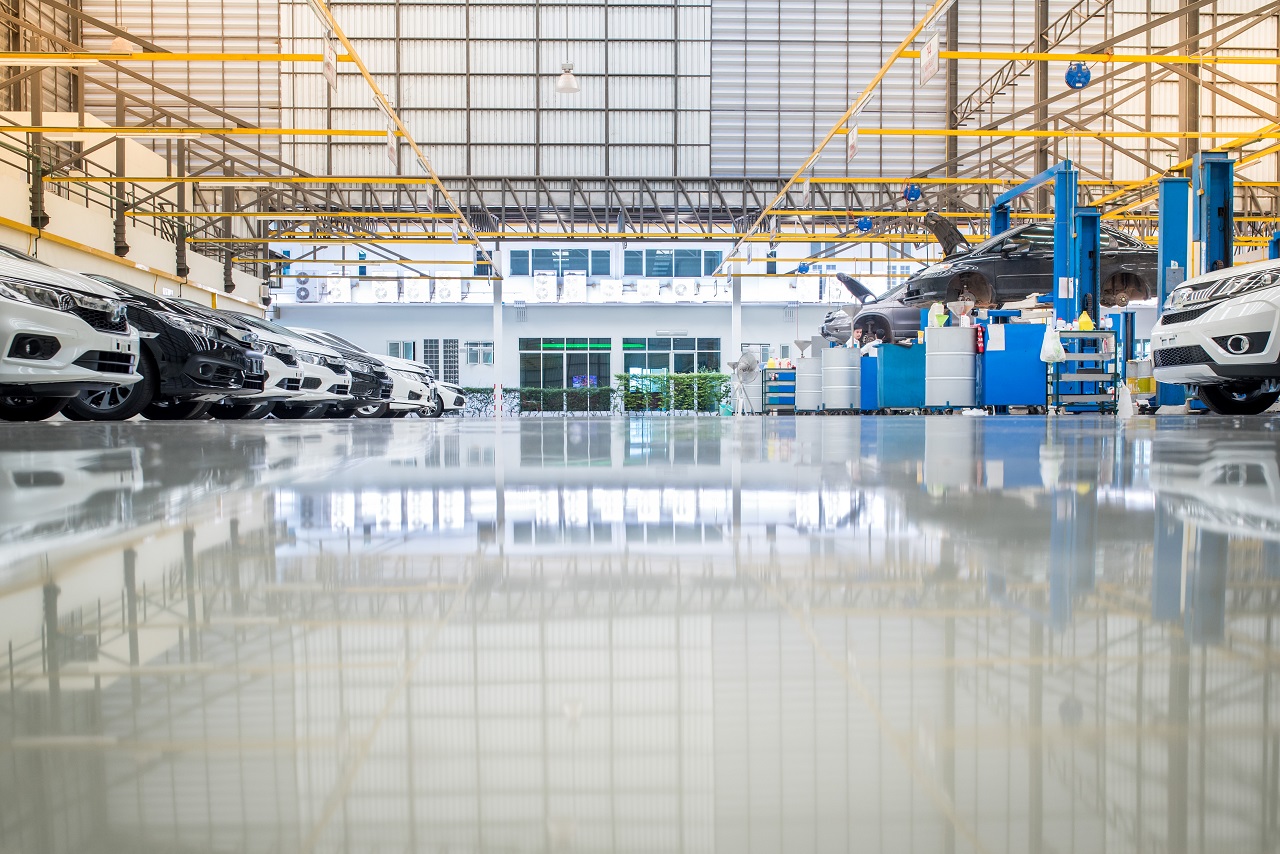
[297,351,321,365]
[917,263,954,278]
[0,278,67,310]
[163,314,217,338]
[344,358,372,373]
[392,368,426,383]
[1167,286,1194,310]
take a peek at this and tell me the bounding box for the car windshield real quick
[300,328,361,351]
[0,245,50,266]
[223,311,308,340]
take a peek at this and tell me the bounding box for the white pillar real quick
[730,261,743,365]
[492,277,504,417]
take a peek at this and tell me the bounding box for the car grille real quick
[243,374,265,392]
[1160,306,1213,325]
[71,305,130,335]
[328,383,351,396]
[301,377,322,390]
[1153,345,1211,367]
[275,377,302,392]
[73,351,135,374]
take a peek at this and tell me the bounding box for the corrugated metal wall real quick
[280,0,713,178]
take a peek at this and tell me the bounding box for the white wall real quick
[276,302,831,387]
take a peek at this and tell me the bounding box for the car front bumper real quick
[1,300,140,396]
[1151,297,1280,387]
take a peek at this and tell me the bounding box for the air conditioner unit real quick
[372,277,400,303]
[561,271,587,303]
[637,278,661,302]
[404,280,430,303]
[321,274,350,303]
[704,279,732,302]
[598,278,623,302]
[795,275,820,303]
[671,278,698,302]
[503,276,532,304]
[434,270,462,303]
[532,271,558,304]
[295,284,319,303]
[656,283,677,304]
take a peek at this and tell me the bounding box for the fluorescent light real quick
[11,56,100,67]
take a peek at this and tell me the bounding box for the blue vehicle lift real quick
[1150,150,1236,637]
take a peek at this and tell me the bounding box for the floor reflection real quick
[1,415,1279,853]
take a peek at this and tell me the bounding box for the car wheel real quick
[274,402,331,419]
[209,401,275,420]
[64,350,158,421]
[423,392,445,418]
[854,317,892,343]
[951,274,994,307]
[142,399,212,420]
[353,401,390,418]
[1198,384,1280,416]
[0,395,69,421]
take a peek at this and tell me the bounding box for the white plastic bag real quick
[1040,324,1066,363]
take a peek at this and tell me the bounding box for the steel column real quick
[1156,177,1192,408]
[1191,151,1235,277]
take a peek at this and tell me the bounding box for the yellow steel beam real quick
[202,233,955,244]
[46,175,437,185]
[0,51,356,63]
[127,210,457,219]
[901,48,1280,66]
[189,237,477,245]
[241,257,478,265]
[303,0,496,273]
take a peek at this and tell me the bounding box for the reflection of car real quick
[828,215,1157,343]
[1151,259,1280,415]
[0,253,142,421]
[61,274,266,421]
[1151,436,1280,538]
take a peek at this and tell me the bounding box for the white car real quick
[0,254,142,421]
[1151,259,1280,415]
[435,379,467,415]
[376,353,434,417]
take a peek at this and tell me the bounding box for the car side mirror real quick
[1002,240,1030,255]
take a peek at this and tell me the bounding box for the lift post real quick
[1069,206,1101,321]
[988,161,1079,319]
[1191,151,1235,276]
[1269,233,1280,260]
[1155,177,1191,408]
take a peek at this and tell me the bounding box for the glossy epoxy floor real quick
[2,414,1279,854]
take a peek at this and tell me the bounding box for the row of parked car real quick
[0,246,466,422]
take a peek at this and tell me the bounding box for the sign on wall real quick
[920,31,940,85]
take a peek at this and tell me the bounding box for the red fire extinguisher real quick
[975,324,985,354]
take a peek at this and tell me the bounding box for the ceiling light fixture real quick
[108,34,134,53]
[555,0,579,94]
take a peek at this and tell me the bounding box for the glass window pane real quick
[532,249,557,273]
[589,338,610,350]
[542,353,564,388]
[624,250,643,276]
[624,353,646,372]
[591,250,611,276]
[673,353,695,373]
[648,338,671,351]
[566,353,589,385]
[510,250,530,277]
[589,353,610,382]
[563,249,589,273]
[645,249,674,278]
[622,338,646,350]
[520,354,542,387]
[698,338,720,352]
[519,338,540,351]
[673,337,695,351]
[648,353,670,371]
[566,337,589,350]
[696,352,718,372]
[702,251,722,276]
[674,249,702,277]
[541,338,565,350]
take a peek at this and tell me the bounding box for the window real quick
[888,263,912,288]
[703,251,722,276]
[388,341,415,361]
[527,248,591,276]
[509,250,531,277]
[674,249,702,277]
[624,250,643,276]
[423,339,460,384]
[644,249,674,278]
[591,250,611,276]
[519,338,610,388]
[623,337,719,375]
[465,341,494,366]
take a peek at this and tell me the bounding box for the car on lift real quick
[826,214,1158,343]
[0,252,142,421]
[53,274,267,421]
[1150,259,1280,415]
[289,327,428,418]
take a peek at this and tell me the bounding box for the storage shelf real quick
[1049,329,1118,412]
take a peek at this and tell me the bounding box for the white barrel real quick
[925,326,978,408]
[821,347,860,411]
[740,371,764,414]
[795,357,823,412]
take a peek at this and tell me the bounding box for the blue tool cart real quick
[1050,330,1118,412]
[981,323,1049,410]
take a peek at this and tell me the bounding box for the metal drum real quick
[821,347,860,411]
[795,357,823,412]
[925,326,978,408]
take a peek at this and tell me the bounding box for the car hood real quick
[921,211,970,257]
[380,354,432,376]
[835,273,877,303]
[0,257,125,299]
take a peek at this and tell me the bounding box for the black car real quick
[56,275,266,421]
[826,214,1158,343]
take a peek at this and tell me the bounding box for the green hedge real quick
[614,372,730,413]
[518,386,613,412]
